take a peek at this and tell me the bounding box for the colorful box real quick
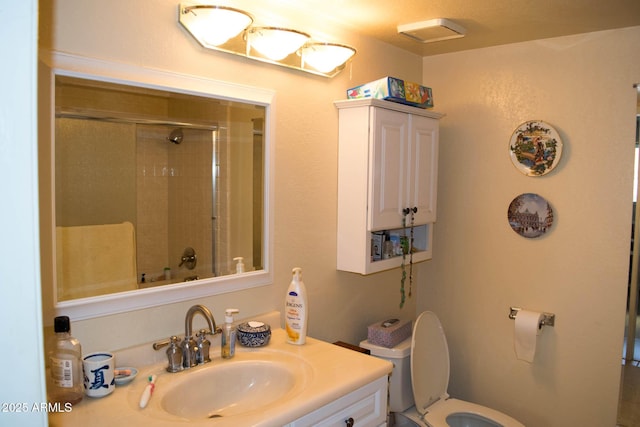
[367,318,412,348]
[347,76,433,109]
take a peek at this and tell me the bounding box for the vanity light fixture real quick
[178,3,356,77]
[181,5,253,47]
[300,42,357,73]
[246,27,310,61]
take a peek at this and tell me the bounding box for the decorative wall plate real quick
[509,120,562,176]
[507,193,554,238]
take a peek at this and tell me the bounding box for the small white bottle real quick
[285,267,308,345]
[233,257,245,274]
[48,316,83,405]
[221,308,239,359]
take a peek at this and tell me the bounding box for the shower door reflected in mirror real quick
[54,75,264,301]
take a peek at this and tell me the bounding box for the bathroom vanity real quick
[48,320,391,427]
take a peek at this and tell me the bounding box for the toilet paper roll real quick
[514,310,544,363]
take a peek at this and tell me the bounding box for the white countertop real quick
[48,328,392,427]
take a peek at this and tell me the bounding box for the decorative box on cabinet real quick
[335,98,444,275]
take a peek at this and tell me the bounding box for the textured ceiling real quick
[241,0,640,56]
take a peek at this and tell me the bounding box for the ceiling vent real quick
[397,18,466,43]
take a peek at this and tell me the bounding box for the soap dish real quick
[237,321,271,347]
[114,367,138,386]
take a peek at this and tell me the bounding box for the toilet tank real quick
[360,337,414,412]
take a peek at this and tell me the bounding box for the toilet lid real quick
[411,311,450,415]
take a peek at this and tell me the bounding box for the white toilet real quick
[361,311,525,427]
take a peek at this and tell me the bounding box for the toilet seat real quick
[410,311,525,427]
[411,311,451,413]
[423,398,523,426]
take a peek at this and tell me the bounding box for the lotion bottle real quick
[48,316,83,405]
[221,308,239,358]
[285,267,308,345]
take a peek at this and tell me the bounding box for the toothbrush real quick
[139,375,156,408]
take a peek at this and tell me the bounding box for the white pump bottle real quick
[233,257,245,274]
[285,267,308,345]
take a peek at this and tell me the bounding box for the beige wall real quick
[55,119,136,227]
[38,0,640,425]
[420,28,640,426]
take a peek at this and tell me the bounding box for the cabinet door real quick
[369,108,409,231]
[409,115,439,224]
[286,376,388,427]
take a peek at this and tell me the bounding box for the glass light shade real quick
[247,27,310,61]
[183,5,253,47]
[301,42,356,73]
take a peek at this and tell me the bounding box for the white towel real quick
[56,222,137,300]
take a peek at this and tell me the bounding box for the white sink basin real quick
[147,351,312,421]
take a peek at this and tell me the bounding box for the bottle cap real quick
[54,316,71,333]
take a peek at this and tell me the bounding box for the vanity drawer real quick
[288,375,388,427]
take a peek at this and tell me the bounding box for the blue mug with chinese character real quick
[82,352,115,398]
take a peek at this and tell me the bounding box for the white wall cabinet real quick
[286,375,388,427]
[335,98,444,275]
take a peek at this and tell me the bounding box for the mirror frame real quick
[39,51,274,321]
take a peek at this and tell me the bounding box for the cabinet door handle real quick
[345,417,354,427]
[403,206,418,215]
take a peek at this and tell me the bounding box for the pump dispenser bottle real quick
[233,257,245,274]
[221,308,239,358]
[48,316,83,405]
[285,267,308,345]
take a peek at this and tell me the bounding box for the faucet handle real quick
[154,336,183,373]
[152,337,171,350]
[196,329,212,364]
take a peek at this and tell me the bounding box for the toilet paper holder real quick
[509,307,555,328]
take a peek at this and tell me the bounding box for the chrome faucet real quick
[153,304,221,372]
[182,304,219,369]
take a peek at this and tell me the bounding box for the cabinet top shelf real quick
[334,98,445,119]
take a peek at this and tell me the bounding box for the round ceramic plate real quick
[114,367,138,386]
[509,120,562,176]
[507,193,554,238]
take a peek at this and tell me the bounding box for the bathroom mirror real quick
[40,52,274,320]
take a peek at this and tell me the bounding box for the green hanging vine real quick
[399,207,416,308]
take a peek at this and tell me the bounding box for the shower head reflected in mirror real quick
[167,128,183,144]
